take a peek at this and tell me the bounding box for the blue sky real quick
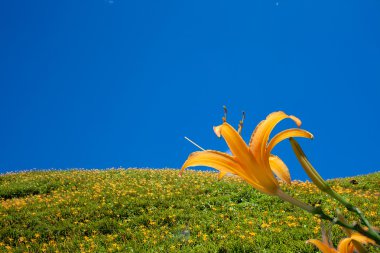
[0,0,379,181]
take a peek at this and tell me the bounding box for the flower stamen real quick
[222,105,227,123]
[238,111,246,135]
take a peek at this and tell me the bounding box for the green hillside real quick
[0,169,379,252]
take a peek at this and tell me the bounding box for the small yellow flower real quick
[181,111,313,195]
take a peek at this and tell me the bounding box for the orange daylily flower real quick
[336,214,378,253]
[337,233,376,253]
[308,224,376,253]
[307,239,338,253]
[181,111,313,196]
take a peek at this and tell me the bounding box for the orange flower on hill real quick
[308,223,376,253]
[181,110,313,196]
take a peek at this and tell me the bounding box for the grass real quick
[0,169,379,252]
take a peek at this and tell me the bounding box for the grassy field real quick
[0,169,379,252]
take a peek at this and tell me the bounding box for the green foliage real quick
[0,169,378,252]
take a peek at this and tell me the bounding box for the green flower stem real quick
[277,189,380,244]
[289,138,380,243]
[276,189,315,213]
[325,188,380,240]
[317,209,380,245]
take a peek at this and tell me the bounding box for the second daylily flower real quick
[307,221,376,253]
[181,111,313,196]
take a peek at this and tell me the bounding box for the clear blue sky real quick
[1,0,379,181]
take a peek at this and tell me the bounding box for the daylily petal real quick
[181,150,277,195]
[214,122,284,195]
[213,125,222,138]
[248,119,264,149]
[307,239,338,253]
[350,232,375,245]
[249,112,287,155]
[351,240,368,253]
[289,115,302,127]
[267,128,313,155]
[249,111,301,161]
[337,238,355,253]
[336,233,375,253]
[215,123,273,182]
[181,150,243,176]
[269,155,291,185]
[213,123,251,161]
[214,122,280,191]
[218,171,229,180]
[213,123,250,169]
